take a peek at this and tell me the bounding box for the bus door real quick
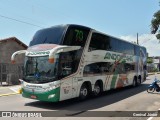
[59,51,80,100]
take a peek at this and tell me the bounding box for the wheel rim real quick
[147,88,154,93]
[133,79,136,86]
[138,79,141,85]
[94,85,100,95]
[81,88,88,97]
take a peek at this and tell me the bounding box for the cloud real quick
[120,34,160,57]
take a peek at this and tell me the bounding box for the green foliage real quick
[156,33,160,39]
[153,67,159,72]
[151,10,160,40]
[147,58,153,64]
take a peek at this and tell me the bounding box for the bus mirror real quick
[48,45,81,64]
[48,58,54,63]
[11,50,26,64]
[11,60,16,64]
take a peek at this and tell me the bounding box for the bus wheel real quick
[93,83,101,96]
[79,84,88,100]
[137,76,141,85]
[132,77,137,87]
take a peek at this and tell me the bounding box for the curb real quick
[0,87,22,97]
[148,72,160,76]
[0,93,19,97]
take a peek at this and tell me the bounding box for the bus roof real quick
[30,24,146,50]
[67,24,146,49]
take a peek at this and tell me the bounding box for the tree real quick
[151,10,160,40]
[147,57,153,64]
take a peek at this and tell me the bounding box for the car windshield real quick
[23,56,58,83]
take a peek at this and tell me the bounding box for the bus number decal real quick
[75,29,83,42]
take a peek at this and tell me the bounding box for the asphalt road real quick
[0,74,160,120]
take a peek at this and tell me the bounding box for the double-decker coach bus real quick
[11,24,147,102]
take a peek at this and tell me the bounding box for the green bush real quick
[152,68,159,72]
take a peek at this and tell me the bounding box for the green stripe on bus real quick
[111,73,118,89]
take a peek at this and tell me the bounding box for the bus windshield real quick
[23,56,58,83]
[29,25,66,46]
[29,24,90,47]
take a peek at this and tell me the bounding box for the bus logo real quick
[104,52,133,62]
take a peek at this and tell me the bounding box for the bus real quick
[11,24,147,102]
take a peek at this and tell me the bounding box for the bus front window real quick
[24,56,58,83]
[29,25,65,47]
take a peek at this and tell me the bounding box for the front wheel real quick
[79,84,88,100]
[147,87,155,93]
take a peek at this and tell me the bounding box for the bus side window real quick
[89,33,110,51]
[83,62,111,76]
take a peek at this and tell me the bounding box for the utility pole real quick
[137,33,139,45]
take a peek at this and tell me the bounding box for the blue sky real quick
[0,0,159,56]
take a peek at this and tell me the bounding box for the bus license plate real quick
[31,95,37,99]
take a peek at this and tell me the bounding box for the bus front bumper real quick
[22,87,60,102]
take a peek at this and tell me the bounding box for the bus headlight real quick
[48,94,55,99]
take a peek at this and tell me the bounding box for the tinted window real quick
[83,62,112,76]
[123,43,134,55]
[89,33,111,51]
[83,62,135,76]
[141,47,147,57]
[110,37,134,55]
[135,46,140,56]
[110,37,118,52]
[58,50,82,79]
[29,25,66,46]
[63,26,90,47]
[124,63,135,71]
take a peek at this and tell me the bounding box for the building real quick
[147,56,160,72]
[0,37,27,85]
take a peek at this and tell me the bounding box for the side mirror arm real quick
[48,46,81,63]
[11,50,26,64]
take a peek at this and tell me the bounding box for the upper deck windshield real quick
[29,25,66,46]
[23,56,58,83]
[29,24,90,47]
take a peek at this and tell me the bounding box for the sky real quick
[0,0,159,56]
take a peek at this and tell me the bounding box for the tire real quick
[79,84,88,100]
[147,87,155,93]
[132,78,137,87]
[137,78,141,85]
[93,83,101,96]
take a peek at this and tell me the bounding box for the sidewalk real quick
[0,85,21,97]
[148,72,160,75]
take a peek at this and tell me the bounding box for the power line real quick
[0,14,44,28]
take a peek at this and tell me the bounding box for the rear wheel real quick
[93,83,101,96]
[137,79,141,85]
[137,77,141,85]
[132,78,137,87]
[147,87,155,93]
